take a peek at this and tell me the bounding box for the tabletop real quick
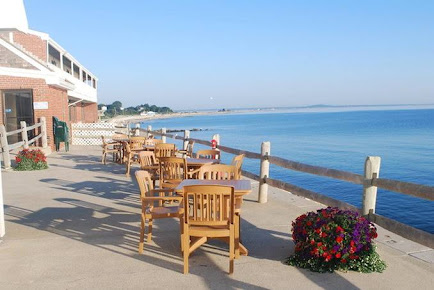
[186,158,220,166]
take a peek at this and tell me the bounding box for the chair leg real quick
[102,152,106,164]
[235,214,240,259]
[229,224,235,274]
[147,218,153,243]
[179,217,184,252]
[183,228,189,274]
[138,215,145,254]
[125,160,131,177]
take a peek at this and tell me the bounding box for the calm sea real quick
[141,108,434,233]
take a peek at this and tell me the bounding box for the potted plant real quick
[286,207,386,273]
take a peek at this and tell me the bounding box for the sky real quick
[24,0,434,110]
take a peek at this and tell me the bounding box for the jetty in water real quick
[0,145,433,288]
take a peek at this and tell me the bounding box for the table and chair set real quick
[101,134,250,274]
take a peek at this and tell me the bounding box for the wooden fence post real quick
[20,121,29,149]
[0,125,11,169]
[362,156,381,216]
[162,128,167,143]
[0,166,5,237]
[212,134,220,148]
[134,123,140,136]
[259,141,271,203]
[183,130,190,150]
[40,117,48,148]
[147,125,152,138]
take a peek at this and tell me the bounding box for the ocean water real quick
[141,109,434,233]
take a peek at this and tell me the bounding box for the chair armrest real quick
[187,168,200,178]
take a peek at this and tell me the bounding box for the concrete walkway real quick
[0,146,433,289]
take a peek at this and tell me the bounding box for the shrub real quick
[286,207,386,273]
[14,149,48,171]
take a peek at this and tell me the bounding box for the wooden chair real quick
[129,136,146,150]
[145,138,163,146]
[135,170,183,254]
[178,140,195,158]
[155,143,176,161]
[101,136,121,164]
[196,149,221,160]
[231,154,245,179]
[182,185,236,274]
[159,157,187,190]
[198,164,237,180]
[124,141,143,176]
[139,151,159,184]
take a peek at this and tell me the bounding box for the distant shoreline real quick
[104,104,434,125]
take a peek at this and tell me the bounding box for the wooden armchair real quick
[124,142,142,176]
[182,185,236,274]
[155,143,177,162]
[101,136,121,164]
[145,138,163,146]
[198,164,237,180]
[135,170,183,254]
[139,151,159,184]
[159,157,187,190]
[129,136,146,149]
[196,149,221,160]
[178,140,195,158]
[231,154,245,179]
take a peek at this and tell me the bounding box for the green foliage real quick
[285,207,386,273]
[14,149,48,171]
[100,101,173,118]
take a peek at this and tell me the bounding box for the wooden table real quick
[186,158,220,167]
[175,179,252,257]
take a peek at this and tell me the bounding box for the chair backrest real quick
[186,140,195,156]
[139,151,157,167]
[183,185,235,226]
[198,164,237,180]
[129,136,146,149]
[145,138,163,146]
[196,149,220,160]
[230,154,244,179]
[159,157,187,182]
[135,170,154,200]
[155,143,176,159]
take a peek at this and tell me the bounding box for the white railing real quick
[71,123,128,145]
[0,117,48,169]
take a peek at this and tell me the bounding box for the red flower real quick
[315,228,321,234]
[325,255,332,262]
[335,226,344,233]
[317,242,322,247]
[310,240,315,245]
[321,232,327,238]
[336,236,343,243]
[16,157,21,163]
[341,258,347,263]
[335,252,341,258]
[306,221,312,226]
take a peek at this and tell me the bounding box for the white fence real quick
[0,117,48,169]
[71,123,128,145]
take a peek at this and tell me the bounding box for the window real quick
[62,56,72,74]
[73,64,80,79]
[82,70,87,82]
[48,44,60,67]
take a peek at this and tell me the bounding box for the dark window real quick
[62,56,72,74]
[2,90,35,144]
[48,44,60,67]
[73,64,80,79]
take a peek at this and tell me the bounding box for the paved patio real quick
[0,146,433,289]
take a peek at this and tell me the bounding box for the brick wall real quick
[0,75,68,149]
[83,102,98,123]
[12,32,47,62]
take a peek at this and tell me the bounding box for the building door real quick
[3,90,34,144]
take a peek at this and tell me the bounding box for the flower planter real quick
[14,149,48,171]
[286,207,386,273]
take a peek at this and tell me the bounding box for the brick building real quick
[0,0,98,149]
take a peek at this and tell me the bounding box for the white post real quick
[134,123,140,136]
[0,167,5,238]
[147,125,152,138]
[40,117,48,148]
[212,134,220,148]
[20,121,29,149]
[183,130,190,150]
[0,125,11,169]
[162,128,167,143]
[362,156,381,216]
[259,141,271,203]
